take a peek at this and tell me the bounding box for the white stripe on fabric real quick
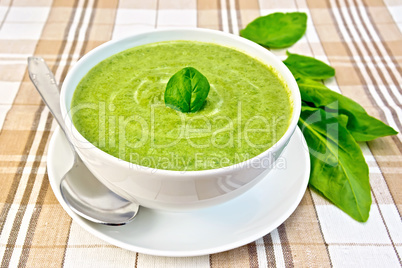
[6,7,50,23]
[220,0,230,33]
[228,0,239,34]
[37,106,50,132]
[0,23,46,40]
[0,81,20,105]
[157,10,197,28]
[65,222,137,268]
[64,248,137,268]
[114,9,156,26]
[64,222,137,267]
[136,254,210,268]
[383,1,402,23]
[0,6,7,22]
[0,166,47,175]
[270,229,285,268]
[112,25,154,40]
[255,237,268,268]
[0,155,47,162]
[329,245,401,268]
[379,204,402,244]
[316,205,391,244]
[66,221,117,246]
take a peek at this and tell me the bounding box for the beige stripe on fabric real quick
[237,0,260,27]
[14,81,45,106]
[158,0,196,9]
[136,254,209,267]
[0,105,46,131]
[285,192,332,267]
[23,204,72,267]
[0,40,37,54]
[118,0,157,9]
[210,245,252,267]
[197,0,221,30]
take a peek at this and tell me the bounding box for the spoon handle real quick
[27,57,65,127]
[27,57,77,156]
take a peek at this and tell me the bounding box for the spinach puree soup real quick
[71,40,293,171]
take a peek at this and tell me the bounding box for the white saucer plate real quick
[47,127,310,257]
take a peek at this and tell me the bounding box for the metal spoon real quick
[28,57,139,226]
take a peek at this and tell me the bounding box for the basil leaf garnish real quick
[164,67,210,113]
[240,12,307,48]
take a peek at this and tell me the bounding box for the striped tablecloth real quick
[0,0,401,267]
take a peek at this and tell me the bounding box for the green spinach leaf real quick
[241,11,398,222]
[296,75,398,141]
[298,106,372,222]
[284,51,335,80]
[164,67,210,113]
[240,12,307,48]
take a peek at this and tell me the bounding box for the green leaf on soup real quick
[240,12,307,48]
[298,106,372,222]
[164,67,210,113]
[284,51,335,80]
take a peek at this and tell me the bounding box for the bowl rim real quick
[60,27,301,177]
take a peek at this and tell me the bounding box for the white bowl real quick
[60,28,301,211]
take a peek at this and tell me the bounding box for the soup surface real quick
[71,40,293,171]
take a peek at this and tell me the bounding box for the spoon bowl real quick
[60,154,138,225]
[28,56,139,226]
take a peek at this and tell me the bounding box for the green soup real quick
[71,40,293,171]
